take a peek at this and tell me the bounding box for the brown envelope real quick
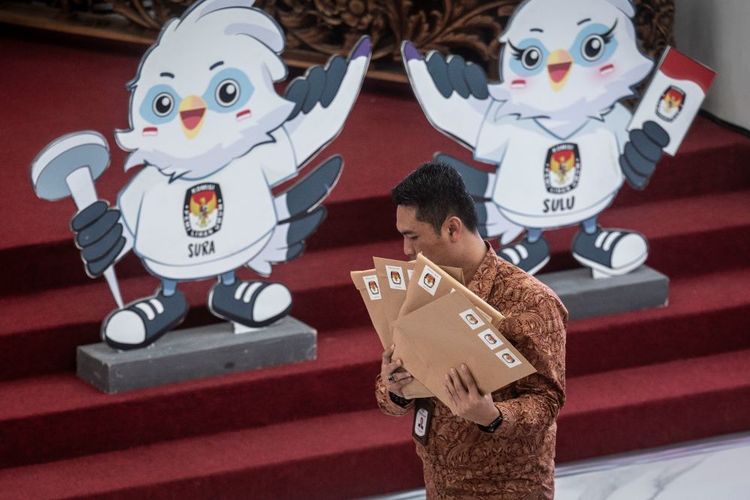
[350,269,391,349]
[409,254,505,328]
[374,257,438,399]
[354,258,466,400]
[393,291,536,414]
[373,257,412,327]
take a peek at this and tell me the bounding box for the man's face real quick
[396,205,451,264]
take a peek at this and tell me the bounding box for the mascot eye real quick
[152,92,174,117]
[582,34,606,61]
[216,79,240,107]
[521,47,542,70]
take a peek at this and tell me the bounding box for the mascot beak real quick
[179,95,207,139]
[547,50,573,91]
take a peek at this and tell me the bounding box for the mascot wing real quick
[247,155,343,276]
[402,41,496,150]
[282,36,372,168]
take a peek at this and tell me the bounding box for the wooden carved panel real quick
[0,0,675,81]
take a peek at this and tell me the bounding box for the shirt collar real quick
[467,242,499,301]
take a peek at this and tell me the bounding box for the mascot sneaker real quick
[103,290,188,350]
[572,227,648,278]
[209,281,292,327]
[498,237,550,275]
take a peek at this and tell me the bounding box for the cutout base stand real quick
[77,316,316,394]
[536,265,669,320]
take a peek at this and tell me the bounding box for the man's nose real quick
[403,238,414,258]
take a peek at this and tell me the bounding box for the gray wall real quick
[674,0,750,130]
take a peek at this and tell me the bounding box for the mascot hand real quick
[71,200,126,278]
[620,120,670,190]
[403,42,489,100]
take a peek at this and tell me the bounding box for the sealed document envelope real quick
[402,254,505,327]
[373,257,413,328]
[628,46,716,155]
[392,291,536,413]
[351,269,391,348]
[370,257,432,399]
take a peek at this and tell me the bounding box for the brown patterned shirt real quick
[376,245,567,499]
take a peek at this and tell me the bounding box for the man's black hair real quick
[391,161,478,234]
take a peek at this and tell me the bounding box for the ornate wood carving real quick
[0,0,675,81]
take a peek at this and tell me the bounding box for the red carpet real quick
[1,31,750,498]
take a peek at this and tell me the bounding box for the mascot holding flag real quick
[402,0,711,277]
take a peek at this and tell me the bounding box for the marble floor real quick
[369,431,750,500]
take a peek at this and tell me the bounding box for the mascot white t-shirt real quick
[474,102,631,228]
[118,130,297,280]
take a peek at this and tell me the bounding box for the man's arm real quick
[491,297,566,437]
[446,297,566,435]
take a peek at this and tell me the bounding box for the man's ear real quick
[445,216,463,242]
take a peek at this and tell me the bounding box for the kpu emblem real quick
[544,143,580,194]
[656,85,686,122]
[183,183,224,238]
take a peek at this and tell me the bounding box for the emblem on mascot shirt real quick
[183,183,224,238]
[656,85,686,122]
[544,143,581,194]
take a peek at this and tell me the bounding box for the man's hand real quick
[381,344,414,398]
[445,364,500,426]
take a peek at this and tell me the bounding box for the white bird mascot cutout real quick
[402,0,669,277]
[31,0,372,350]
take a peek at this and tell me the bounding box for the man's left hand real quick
[445,364,500,426]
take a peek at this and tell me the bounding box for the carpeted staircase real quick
[1,33,750,499]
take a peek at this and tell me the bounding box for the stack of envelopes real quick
[352,254,536,412]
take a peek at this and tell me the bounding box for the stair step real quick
[558,348,750,461]
[2,189,749,380]
[566,267,750,376]
[0,327,384,469]
[0,408,421,500]
[1,349,748,498]
[2,267,750,468]
[4,185,749,298]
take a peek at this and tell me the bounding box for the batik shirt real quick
[376,245,567,499]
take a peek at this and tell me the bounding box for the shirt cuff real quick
[389,392,413,408]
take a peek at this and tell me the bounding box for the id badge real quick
[412,398,435,445]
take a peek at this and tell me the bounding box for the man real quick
[375,162,567,498]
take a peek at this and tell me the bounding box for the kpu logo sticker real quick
[656,85,686,122]
[497,348,522,368]
[459,308,485,330]
[544,143,580,194]
[478,329,503,350]
[183,183,224,238]
[386,265,406,290]
[363,275,381,300]
[418,265,442,296]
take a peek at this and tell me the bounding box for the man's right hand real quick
[381,344,414,397]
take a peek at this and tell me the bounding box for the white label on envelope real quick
[418,265,441,296]
[497,348,522,368]
[459,308,485,330]
[385,265,406,290]
[478,329,503,350]
[363,275,381,300]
